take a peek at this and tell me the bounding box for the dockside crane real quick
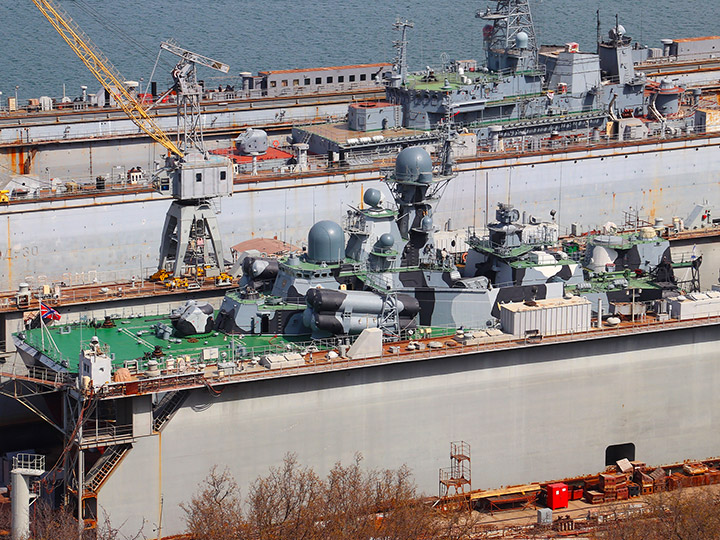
[160,40,230,154]
[31,0,183,157]
[33,0,234,280]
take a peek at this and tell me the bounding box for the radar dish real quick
[439,52,450,71]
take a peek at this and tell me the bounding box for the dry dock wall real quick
[98,322,720,537]
[2,136,720,291]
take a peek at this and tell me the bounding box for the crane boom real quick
[31,0,184,158]
[160,41,230,74]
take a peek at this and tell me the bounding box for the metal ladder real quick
[84,443,132,493]
[152,390,188,432]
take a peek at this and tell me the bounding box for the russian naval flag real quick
[40,302,61,321]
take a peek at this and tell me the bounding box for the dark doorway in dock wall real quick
[606,442,636,466]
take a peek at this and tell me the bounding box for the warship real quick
[2,0,720,294]
[2,142,718,537]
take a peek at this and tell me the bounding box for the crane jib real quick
[31,0,185,158]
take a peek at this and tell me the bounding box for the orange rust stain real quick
[8,148,26,174]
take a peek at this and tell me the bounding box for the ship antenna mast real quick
[392,19,414,87]
[476,0,538,71]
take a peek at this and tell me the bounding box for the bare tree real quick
[180,465,245,540]
[321,454,378,540]
[370,464,438,540]
[29,500,81,540]
[600,487,720,540]
[245,453,323,540]
[182,454,483,540]
[95,509,146,540]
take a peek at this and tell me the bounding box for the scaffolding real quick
[439,440,472,497]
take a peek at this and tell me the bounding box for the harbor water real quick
[1,0,718,101]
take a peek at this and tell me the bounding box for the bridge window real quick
[338,76,345,83]
[220,171,227,180]
[270,81,277,88]
[304,78,311,85]
[195,173,202,182]
[315,77,322,85]
[293,79,300,86]
[360,73,367,81]
[349,75,356,82]
[281,80,288,87]
[326,76,333,83]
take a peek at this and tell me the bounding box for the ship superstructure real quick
[384,0,687,143]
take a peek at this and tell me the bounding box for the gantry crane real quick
[154,41,233,279]
[33,0,234,279]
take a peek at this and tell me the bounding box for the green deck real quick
[19,315,310,373]
[18,313,455,374]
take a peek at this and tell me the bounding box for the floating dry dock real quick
[4,299,720,536]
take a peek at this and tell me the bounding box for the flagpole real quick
[40,298,45,352]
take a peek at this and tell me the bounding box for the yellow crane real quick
[31,0,184,158]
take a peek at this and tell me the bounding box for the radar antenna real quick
[392,19,414,87]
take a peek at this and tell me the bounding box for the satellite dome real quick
[307,221,345,264]
[379,233,394,248]
[421,216,434,231]
[364,188,382,208]
[515,31,529,49]
[395,147,432,183]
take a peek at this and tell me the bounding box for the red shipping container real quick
[547,482,569,510]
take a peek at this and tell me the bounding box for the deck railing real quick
[92,312,720,398]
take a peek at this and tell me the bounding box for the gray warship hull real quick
[72,318,720,537]
[3,133,719,292]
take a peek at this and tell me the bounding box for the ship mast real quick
[476,0,538,72]
[391,19,414,87]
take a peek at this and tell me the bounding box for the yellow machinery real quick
[31,0,183,158]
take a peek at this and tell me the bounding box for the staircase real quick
[152,390,188,432]
[84,443,131,493]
